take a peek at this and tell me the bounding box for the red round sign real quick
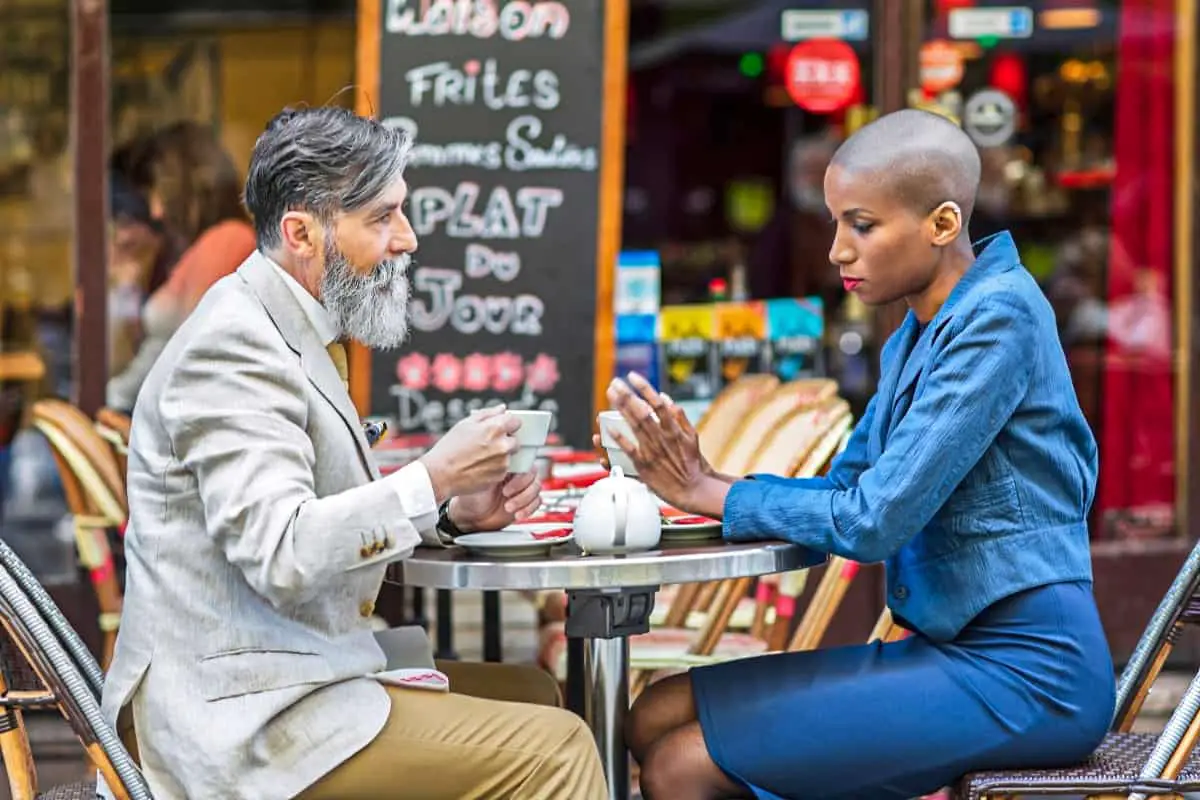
[784,38,861,113]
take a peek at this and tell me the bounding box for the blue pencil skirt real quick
[689,580,1115,800]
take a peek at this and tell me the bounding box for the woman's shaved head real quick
[822,110,985,320]
[831,109,982,224]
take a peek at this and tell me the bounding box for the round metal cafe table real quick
[387,539,825,800]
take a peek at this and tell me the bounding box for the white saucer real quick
[454,523,574,558]
[660,517,723,541]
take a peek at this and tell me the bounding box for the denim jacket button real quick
[893,585,909,600]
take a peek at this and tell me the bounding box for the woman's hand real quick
[601,373,730,519]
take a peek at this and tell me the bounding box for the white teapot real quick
[573,466,663,554]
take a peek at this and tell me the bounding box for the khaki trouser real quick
[120,661,607,800]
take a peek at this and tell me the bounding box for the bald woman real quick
[604,110,1114,799]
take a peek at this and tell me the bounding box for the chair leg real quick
[692,581,721,614]
[788,558,860,652]
[749,578,776,640]
[662,583,701,629]
[1116,626,1177,731]
[1162,699,1200,779]
[0,669,37,799]
[1128,665,1200,800]
[693,578,753,656]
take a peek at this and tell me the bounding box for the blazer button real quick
[893,585,909,601]
[360,600,375,618]
[359,545,372,559]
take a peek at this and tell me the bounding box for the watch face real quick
[437,501,459,535]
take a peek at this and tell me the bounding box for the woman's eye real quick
[853,221,874,234]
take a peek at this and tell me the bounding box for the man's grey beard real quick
[320,242,412,349]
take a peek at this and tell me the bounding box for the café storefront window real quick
[0,0,74,579]
[916,0,1185,544]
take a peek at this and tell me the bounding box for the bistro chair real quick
[714,378,839,477]
[31,399,128,668]
[953,534,1200,798]
[694,373,780,466]
[94,408,132,478]
[0,537,150,799]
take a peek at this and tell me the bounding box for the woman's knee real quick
[639,723,741,800]
[639,736,687,799]
[626,672,695,763]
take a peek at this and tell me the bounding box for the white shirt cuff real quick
[384,460,448,547]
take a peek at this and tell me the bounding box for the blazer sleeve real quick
[160,321,430,608]
[724,298,1036,563]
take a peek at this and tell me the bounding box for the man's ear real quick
[929,201,963,247]
[279,210,321,258]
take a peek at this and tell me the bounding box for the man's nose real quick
[390,215,418,255]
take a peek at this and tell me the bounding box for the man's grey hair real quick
[243,106,413,250]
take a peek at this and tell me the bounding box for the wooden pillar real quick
[871,0,923,339]
[1178,0,1198,545]
[70,0,109,417]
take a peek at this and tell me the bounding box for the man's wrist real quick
[419,457,454,504]
[442,497,478,535]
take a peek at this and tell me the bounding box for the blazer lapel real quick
[891,322,933,411]
[870,313,917,454]
[237,253,379,479]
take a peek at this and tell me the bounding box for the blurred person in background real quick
[106,121,255,412]
[107,169,165,378]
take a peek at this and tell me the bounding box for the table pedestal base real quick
[566,586,658,800]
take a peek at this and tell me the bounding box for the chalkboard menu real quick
[369,0,616,449]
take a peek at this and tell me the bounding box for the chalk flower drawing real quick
[461,353,493,392]
[491,352,525,393]
[525,353,560,393]
[395,352,431,390]
[431,353,464,393]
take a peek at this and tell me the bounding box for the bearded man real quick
[98,107,606,800]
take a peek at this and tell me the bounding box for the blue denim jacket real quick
[724,232,1097,641]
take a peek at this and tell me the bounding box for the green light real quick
[739,52,765,78]
[978,35,998,48]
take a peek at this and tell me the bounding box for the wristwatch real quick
[436,499,466,539]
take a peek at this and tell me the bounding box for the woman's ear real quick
[929,201,963,246]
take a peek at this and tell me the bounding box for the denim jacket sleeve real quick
[745,394,878,492]
[724,298,1036,563]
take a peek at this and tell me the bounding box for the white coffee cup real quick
[508,409,552,473]
[597,410,638,476]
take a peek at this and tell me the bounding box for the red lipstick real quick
[843,277,863,292]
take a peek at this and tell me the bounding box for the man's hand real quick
[419,405,521,501]
[449,470,543,533]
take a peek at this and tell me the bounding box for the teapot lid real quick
[586,464,646,492]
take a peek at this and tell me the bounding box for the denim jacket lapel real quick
[872,313,919,454]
